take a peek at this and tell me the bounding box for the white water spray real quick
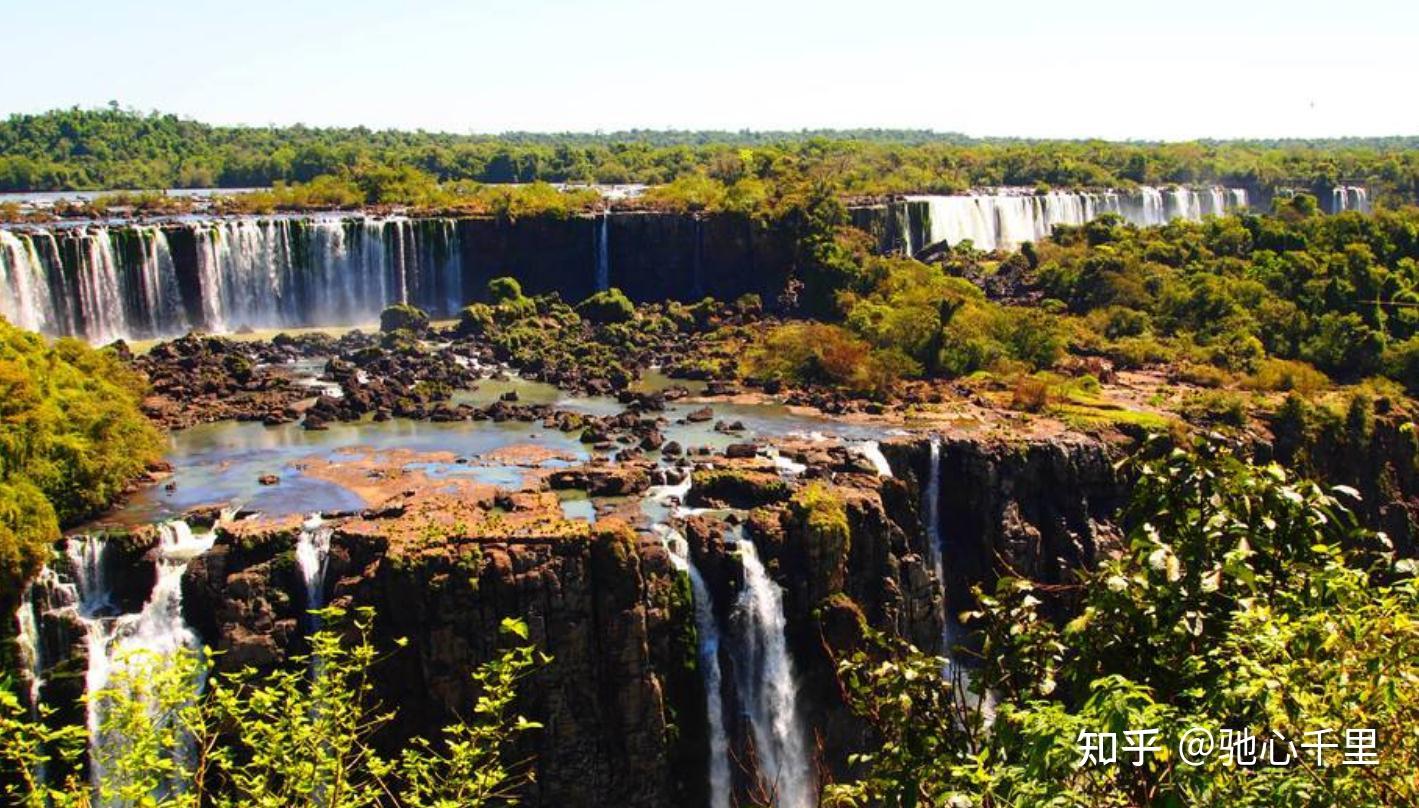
[595,211,611,292]
[907,186,1249,252]
[731,537,813,808]
[855,441,893,477]
[296,514,333,614]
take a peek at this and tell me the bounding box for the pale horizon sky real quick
[2,0,1415,140]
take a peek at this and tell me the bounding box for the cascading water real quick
[14,578,48,710]
[855,440,893,477]
[906,186,1249,252]
[64,522,215,801]
[0,229,57,333]
[685,554,731,808]
[921,438,957,661]
[730,535,813,808]
[0,215,467,343]
[296,514,333,615]
[1332,185,1371,213]
[595,210,611,292]
[133,226,187,336]
[650,471,733,808]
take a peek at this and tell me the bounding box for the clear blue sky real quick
[2,0,1414,139]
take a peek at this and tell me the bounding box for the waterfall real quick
[296,514,332,614]
[653,473,732,808]
[74,228,126,344]
[691,216,704,298]
[133,226,187,336]
[855,441,893,477]
[0,230,57,333]
[687,558,731,808]
[731,537,813,808]
[921,438,958,663]
[595,211,611,292]
[908,186,1248,252]
[1332,186,1371,213]
[14,579,47,709]
[65,522,215,799]
[661,528,732,808]
[2,215,469,343]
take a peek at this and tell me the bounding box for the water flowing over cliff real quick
[0,211,797,343]
[12,524,215,802]
[903,186,1249,253]
[0,217,462,343]
[1332,185,1371,213]
[729,535,814,808]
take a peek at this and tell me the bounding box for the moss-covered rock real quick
[379,303,430,334]
[576,288,636,324]
[687,468,791,508]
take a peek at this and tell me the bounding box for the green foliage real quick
[486,277,524,305]
[0,677,85,805]
[0,322,162,602]
[1035,207,1419,384]
[574,289,635,325]
[379,304,431,334]
[1,607,544,807]
[4,108,1419,208]
[789,482,849,545]
[830,442,1419,806]
[744,322,909,397]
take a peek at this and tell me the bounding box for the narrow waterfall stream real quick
[651,472,733,808]
[922,438,957,658]
[731,535,813,808]
[296,513,333,615]
[595,211,611,291]
[14,577,48,710]
[661,525,732,808]
[687,561,732,808]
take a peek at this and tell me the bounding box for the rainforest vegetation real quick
[827,441,1419,807]
[4,107,1419,808]
[3,107,1418,203]
[0,322,161,607]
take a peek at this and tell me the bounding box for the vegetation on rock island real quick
[0,608,545,808]
[827,440,1419,807]
[0,321,161,607]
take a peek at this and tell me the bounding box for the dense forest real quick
[3,107,1418,202]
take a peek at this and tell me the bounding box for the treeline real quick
[3,107,1418,202]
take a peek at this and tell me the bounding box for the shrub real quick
[745,322,910,396]
[1241,357,1329,393]
[1382,334,1419,394]
[829,442,1419,807]
[457,303,496,336]
[1180,389,1249,427]
[1009,375,1052,412]
[575,288,635,324]
[379,303,430,334]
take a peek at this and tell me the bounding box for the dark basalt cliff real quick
[155,210,802,329]
[169,433,1124,807]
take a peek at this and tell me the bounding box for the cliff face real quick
[887,436,1124,618]
[181,512,696,808]
[673,435,1123,795]
[165,434,1125,806]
